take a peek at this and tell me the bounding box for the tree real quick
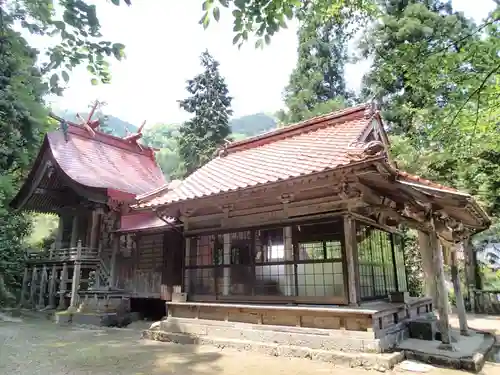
[177,50,233,176]
[0,10,51,301]
[278,14,354,124]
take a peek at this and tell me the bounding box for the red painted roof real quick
[137,104,379,208]
[117,211,176,233]
[48,124,166,195]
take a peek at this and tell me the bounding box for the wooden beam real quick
[450,246,469,336]
[429,231,453,349]
[343,216,360,306]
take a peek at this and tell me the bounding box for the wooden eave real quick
[10,137,108,213]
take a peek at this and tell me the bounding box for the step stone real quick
[160,317,377,352]
[142,329,404,371]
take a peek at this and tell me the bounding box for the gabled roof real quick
[46,124,165,195]
[11,123,166,210]
[136,104,383,208]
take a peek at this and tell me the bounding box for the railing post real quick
[19,266,30,308]
[47,264,58,309]
[37,265,48,310]
[68,240,82,311]
[29,266,38,309]
[58,262,68,310]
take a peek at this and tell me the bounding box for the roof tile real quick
[138,104,377,208]
[49,124,166,195]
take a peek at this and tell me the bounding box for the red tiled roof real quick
[137,104,380,208]
[396,170,459,193]
[117,211,176,233]
[48,124,166,195]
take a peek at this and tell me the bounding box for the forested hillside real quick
[56,112,277,180]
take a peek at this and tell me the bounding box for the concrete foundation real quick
[142,327,404,371]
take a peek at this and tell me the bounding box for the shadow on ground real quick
[0,318,221,375]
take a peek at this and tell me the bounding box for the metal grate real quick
[357,223,402,300]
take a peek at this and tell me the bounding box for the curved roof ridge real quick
[224,103,370,154]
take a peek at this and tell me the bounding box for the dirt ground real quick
[0,317,498,375]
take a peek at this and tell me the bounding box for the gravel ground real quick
[1,317,499,375]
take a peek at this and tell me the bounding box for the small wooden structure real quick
[134,103,490,351]
[10,106,180,311]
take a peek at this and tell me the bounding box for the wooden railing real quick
[473,289,500,314]
[25,243,99,262]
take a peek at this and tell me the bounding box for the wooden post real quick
[55,215,65,250]
[430,231,453,349]
[29,265,38,308]
[222,233,231,295]
[19,266,30,308]
[69,240,82,310]
[70,214,79,248]
[283,226,295,296]
[37,265,48,309]
[418,231,437,309]
[89,209,101,250]
[58,262,68,310]
[450,246,469,335]
[463,238,476,312]
[109,233,120,289]
[344,216,360,306]
[47,264,58,309]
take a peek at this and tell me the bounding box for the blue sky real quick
[34,0,496,126]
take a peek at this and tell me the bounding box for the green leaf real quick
[213,7,220,22]
[111,0,120,5]
[264,35,271,45]
[91,78,99,85]
[219,0,229,7]
[49,73,59,88]
[255,39,263,49]
[61,71,70,83]
[232,33,242,45]
[53,21,65,31]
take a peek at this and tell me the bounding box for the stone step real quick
[142,329,403,371]
[159,317,381,353]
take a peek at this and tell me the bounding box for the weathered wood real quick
[37,265,48,309]
[450,247,468,335]
[418,231,437,309]
[109,234,120,288]
[89,209,101,249]
[429,231,453,349]
[58,262,68,310]
[19,267,29,308]
[47,264,58,309]
[69,241,82,310]
[344,216,360,305]
[283,226,294,296]
[55,215,65,250]
[70,214,79,248]
[29,266,38,308]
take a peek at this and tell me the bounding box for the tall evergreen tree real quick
[0,10,51,299]
[177,50,232,176]
[279,15,353,124]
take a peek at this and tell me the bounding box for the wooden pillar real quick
[283,226,295,297]
[429,232,453,349]
[89,209,101,249]
[464,238,477,312]
[70,214,79,248]
[29,265,38,308]
[222,233,231,295]
[47,264,58,309]
[109,234,120,289]
[19,266,30,308]
[55,215,65,250]
[183,219,191,294]
[343,216,360,306]
[37,265,48,309]
[69,241,82,310]
[418,231,437,308]
[450,246,469,335]
[58,262,68,310]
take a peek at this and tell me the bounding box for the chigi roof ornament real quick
[364,99,380,119]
